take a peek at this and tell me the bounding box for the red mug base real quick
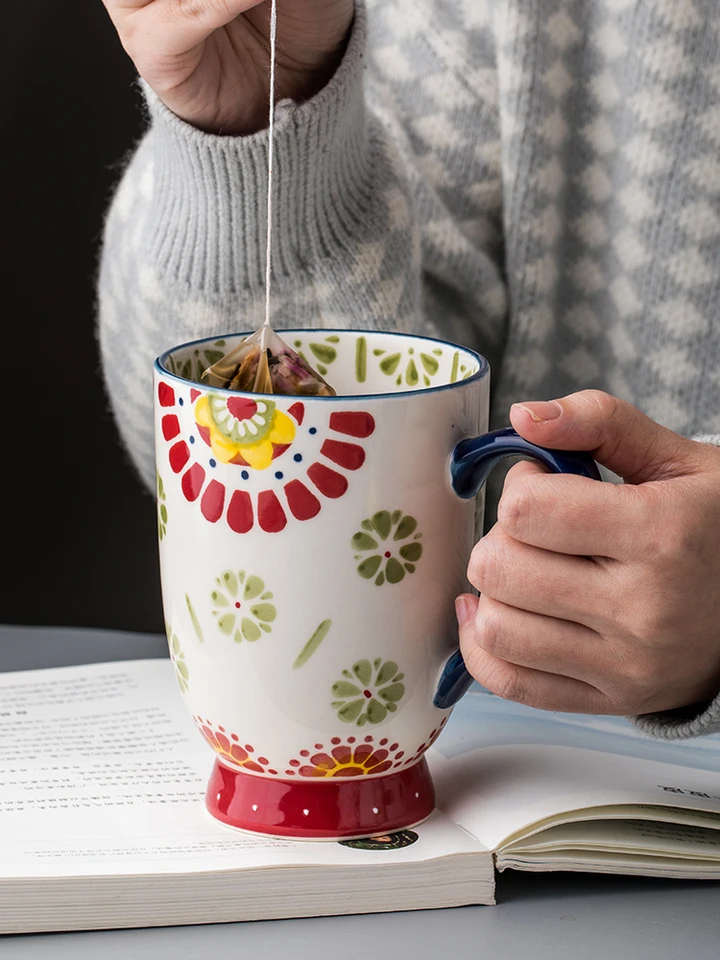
[205,757,436,840]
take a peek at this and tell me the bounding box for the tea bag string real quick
[260,0,278,352]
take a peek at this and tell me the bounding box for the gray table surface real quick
[2,623,720,960]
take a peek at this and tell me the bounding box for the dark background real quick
[3,2,164,634]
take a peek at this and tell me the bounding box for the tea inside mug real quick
[162,330,483,398]
[201,326,337,397]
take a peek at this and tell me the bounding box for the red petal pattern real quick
[288,402,305,425]
[227,490,254,533]
[181,463,206,501]
[201,479,225,522]
[307,463,348,499]
[284,480,322,520]
[159,388,375,535]
[320,439,365,471]
[161,414,180,441]
[169,441,190,474]
[158,382,175,407]
[352,744,375,764]
[329,411,375,438]
[258,490,287,533]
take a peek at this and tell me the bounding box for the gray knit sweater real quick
[98,0,720,739]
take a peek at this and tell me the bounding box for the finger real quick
[107,0,258,15]
[509,390,702,484]
[500,459,546,482]
[463,595,606,685]
[498,465,652,560]
[467,525,609,629]
[455,597,614,713]
[102,0,156,10]
[464,648,617,714]
[119,0,264,58]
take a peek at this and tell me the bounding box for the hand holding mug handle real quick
[433,427,602,709]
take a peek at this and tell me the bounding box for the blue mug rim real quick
[155,328,490,402]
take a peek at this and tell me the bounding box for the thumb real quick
[509,390,701,484]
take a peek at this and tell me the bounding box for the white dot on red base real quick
[415,792,419,799]
[372,807,379,814]
[303,809,310,816]
[252,804,258,812]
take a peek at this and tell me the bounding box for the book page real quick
[491,801,720,850]
[0,661,484,878]
[429,743,720,852]
[506,817,720,860]
[497,848,720,879]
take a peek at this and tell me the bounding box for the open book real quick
[2,657,720,933]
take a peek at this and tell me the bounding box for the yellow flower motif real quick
[195,394,296,470]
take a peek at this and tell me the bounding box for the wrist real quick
[239,25,353,136]
[140,3,371,294]
[150,4,356,138]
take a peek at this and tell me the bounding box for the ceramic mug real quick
[154,330,600,839]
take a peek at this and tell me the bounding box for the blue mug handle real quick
[433,426,602,710]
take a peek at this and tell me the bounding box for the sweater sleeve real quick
[97,0,507,493]
[632,433,720,740]
[633,697,720,740]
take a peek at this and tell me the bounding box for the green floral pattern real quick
[332,659,406,726]
[373,345,444,388]
[449,350,472,383]
[211,570,276,642]
[293,620,332,670]
[292,334,340,377]
[167,626,189,693]
[166,339,228,382]
[165,335,480,389]
[157,472,168,540]
[352,511,424,586]
[186,594,204,643]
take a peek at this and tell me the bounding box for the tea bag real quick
[199,0,336,400]
[201,326,336,396]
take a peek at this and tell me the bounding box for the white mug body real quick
[154,330,488,838]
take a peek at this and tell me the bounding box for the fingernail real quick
[513,400,563,423]
[455,596,472,628]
